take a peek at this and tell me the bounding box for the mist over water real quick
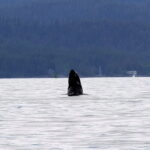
[0,77,150,150]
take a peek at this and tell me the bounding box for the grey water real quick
[0,77,150,150]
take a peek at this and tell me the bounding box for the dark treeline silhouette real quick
[0,0,150,77]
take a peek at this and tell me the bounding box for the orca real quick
[68,69,83,96]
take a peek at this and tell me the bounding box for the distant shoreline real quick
[0,76,150,79]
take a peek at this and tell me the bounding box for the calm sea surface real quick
[0,77,150,150]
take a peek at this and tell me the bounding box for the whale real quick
[68,69,83,96]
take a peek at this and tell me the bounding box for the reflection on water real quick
[0,78,150,150]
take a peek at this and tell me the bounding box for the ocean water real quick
[0,77,150,150]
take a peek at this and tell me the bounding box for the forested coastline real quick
[0,0,150,77]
